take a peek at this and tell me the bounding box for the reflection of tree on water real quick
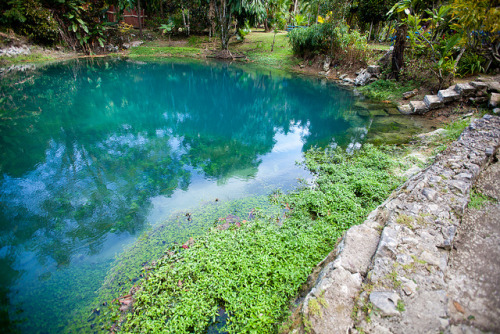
[0,59,361,332]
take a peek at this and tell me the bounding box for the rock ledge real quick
[288,115,500,334]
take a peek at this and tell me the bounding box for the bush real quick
[287,24,328,56]
[457,51,486,77]
[3,0,59,45]
[288,22,368,63]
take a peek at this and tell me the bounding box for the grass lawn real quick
[128,29,301,70]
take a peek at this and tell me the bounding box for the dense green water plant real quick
[116,144,403,333]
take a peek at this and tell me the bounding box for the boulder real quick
[437,89,460,103]
[454,83,475,96]
[367,65,381,76]
[487,81,500,93]
[397,104,413,115]
[470,81,488,91]
[323,56,332,72]
[354,69,372,86]
[410,100,428,114]
[490,93,500,108]
[424,95,444,110]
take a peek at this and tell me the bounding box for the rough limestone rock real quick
[322,56,331,72]
[424,95,444,110]
[397,104,412,115]
[410,100,428,114]
[334,223,380,275]
[367,65,381,76]
[490,93,500,107]
[355,69,372,86]
[303,266,362,334]
[0,45,31,57]
[403,89,418,100]
[370,291,401,316]
[289,115,500,334]
[486,81,500,93]
[454,83,475,96]
[438,89,461,103]
[470,81,488,91]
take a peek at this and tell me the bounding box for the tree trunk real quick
[160,0,163,19]
[137,0,142,38]
[391,23,407,80]
[209,0,215,41]
[368,21,373,42]
[271,31,277,52]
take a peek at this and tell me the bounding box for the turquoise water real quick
[0,58,369,333]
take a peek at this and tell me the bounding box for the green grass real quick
[232,31,301,69]
[129,46,202,58]
[366,43,391,51]
[128,31,300,70]
[357,79,418,102]
[469,190,497,209]
[443,118,470,141]
[112,145,405,333]
[0,52,55,65]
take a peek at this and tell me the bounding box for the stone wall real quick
[289,115,500,334]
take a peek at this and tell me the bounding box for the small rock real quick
[490,93,500,108]
[485,147,494,156]
[401,280,418,296]
[469,96,488,104]
[422,188,438,201]
[369,291,401,316]
[403,89,418,100]
[486,81,500,93]
[398,104,413,114]
[367,65,381,75]
[339,74,348,80]
[493,108,500,114]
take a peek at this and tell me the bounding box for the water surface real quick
[0,58,392,332]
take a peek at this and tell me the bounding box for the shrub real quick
[288,24,329,57]
[457,51,486,77]
[3,0,59,45]
[288,22,368,64]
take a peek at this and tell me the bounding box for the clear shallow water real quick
[1,58,373,332]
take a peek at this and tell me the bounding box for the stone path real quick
[287,115,500,334]
[398,77,500,115]
[446,151,500,334]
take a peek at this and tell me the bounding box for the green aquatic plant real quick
[108,144,403,333]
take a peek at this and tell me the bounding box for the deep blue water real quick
[0,58,373,332]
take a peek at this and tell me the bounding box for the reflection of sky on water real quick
[0,58,366,333]
[148,124,312,225]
